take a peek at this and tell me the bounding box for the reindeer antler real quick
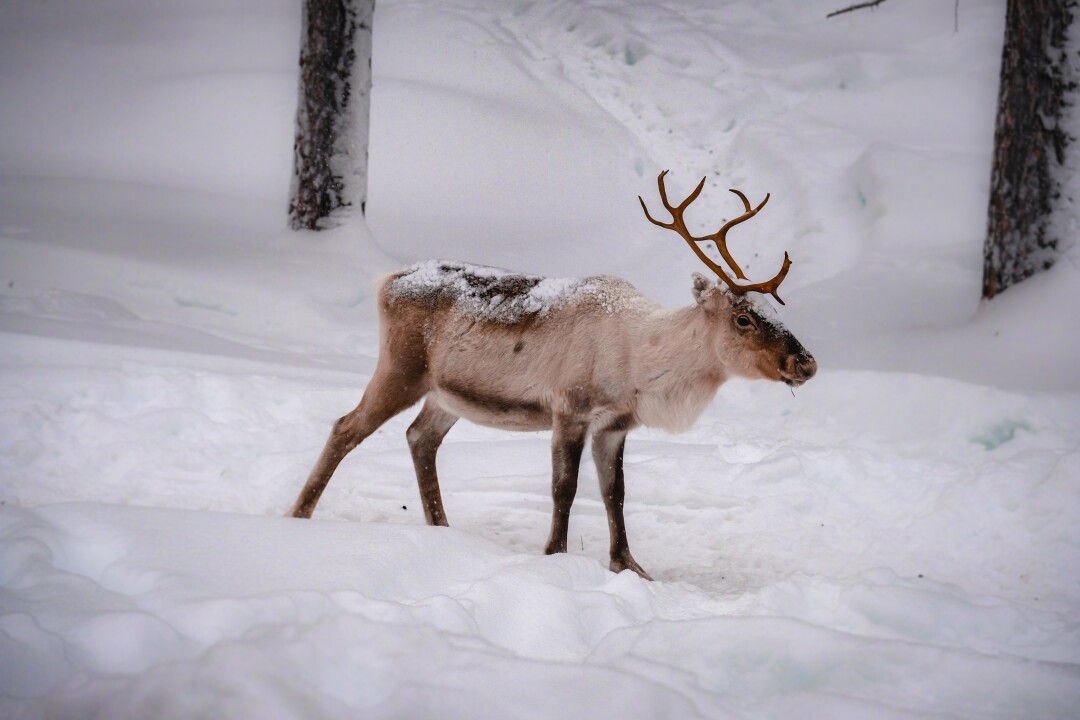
[638,170,792,304]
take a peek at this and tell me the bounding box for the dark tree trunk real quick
[289,0,375,231]
[983,0,1076,299]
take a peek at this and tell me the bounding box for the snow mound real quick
[3,503,1078,720]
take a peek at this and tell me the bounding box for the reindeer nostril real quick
[781,353,817,384]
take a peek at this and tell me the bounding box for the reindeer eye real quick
[736,315,753,328]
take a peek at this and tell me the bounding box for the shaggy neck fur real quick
[631,305,727,432]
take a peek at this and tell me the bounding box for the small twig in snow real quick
[826,0,888,19]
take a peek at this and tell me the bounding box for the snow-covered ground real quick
[2,0,1079,717]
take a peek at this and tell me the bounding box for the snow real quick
[388,260,590,322]
[1,0,1079,718]
[387,260,655,322]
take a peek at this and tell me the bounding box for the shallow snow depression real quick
[2,0,1080,718]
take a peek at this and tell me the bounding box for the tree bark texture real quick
[983,0,1076,299]
[289,0,374,230]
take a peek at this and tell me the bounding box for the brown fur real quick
[288,264,816,579]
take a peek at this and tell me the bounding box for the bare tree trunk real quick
[983,0,1076,299]
[289,0,375,231]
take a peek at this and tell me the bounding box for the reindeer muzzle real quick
[782,352,817,387]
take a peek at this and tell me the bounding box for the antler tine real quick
[638,170,670,227]
[655,169,674,214]
[640,171,706,229]
[728,188,754,213]
[639,170,792,305]
[736,251,791,305]
[672,176,707,215]
[710,189,770,280]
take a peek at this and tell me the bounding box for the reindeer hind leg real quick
[289,366,428,519]
[406,397,459,526]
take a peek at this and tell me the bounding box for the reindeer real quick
[289,171,816,579]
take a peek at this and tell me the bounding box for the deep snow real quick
[1,0,1079,718]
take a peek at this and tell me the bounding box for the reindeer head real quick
[640,171,817,387]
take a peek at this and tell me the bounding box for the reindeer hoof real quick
[610,555,653,581]
[543,540,568,555]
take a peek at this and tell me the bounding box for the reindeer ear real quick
[691,272,717,305]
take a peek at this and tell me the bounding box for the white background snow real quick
[2,0,1079,717]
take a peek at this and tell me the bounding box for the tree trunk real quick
[983,0,1076,299]
[289,0,375,230]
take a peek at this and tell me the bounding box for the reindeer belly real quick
[430,386,552,431]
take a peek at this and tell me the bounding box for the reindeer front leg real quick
[544,415,588,555]
[592,427,652,580]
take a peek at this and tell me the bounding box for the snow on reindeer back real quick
[387,260,646,323]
